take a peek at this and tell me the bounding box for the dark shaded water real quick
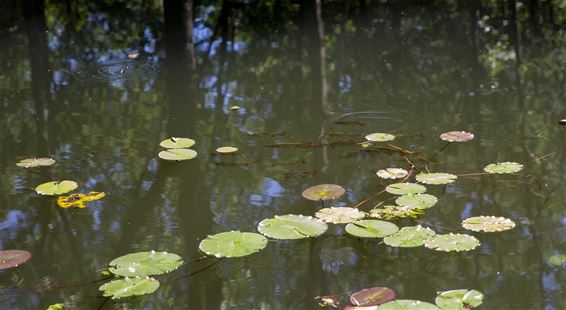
[2,1,566,309]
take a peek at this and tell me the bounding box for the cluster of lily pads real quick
[157,137,198,161]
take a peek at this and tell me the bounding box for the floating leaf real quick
[199,231,267,258]
[230,105,240,110]
[379,300,441,309]
[47,303,64,310]
[158,148,198,161]
[216,146,238,154]
[370,205,424,220]
[435,289,484,310]
[548,254,566,266]
[385,183,426,195]
[35,181,78,196]
[424,234,480,252]
[57,191,105,209]
[440,131,474,142]
[315,207,365,224]
[462,216,516,232]
[258,214,327,240]
[302,184,346,201]
[0,250,31,270]
[127,53,139,59]
[316,295,341,308]
[345,220,399,238]
[396,194,438,209]
[159,137,195,148]
[16,157,55,168]
[376,168,408,180]
[99,277,159,299]
[416,173,457,185]
[383,225,436,248]
[365,133,395,142]
[349,287,396,306]
[483,162,523,174]
[108,251,183,277]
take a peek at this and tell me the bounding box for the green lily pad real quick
[416,173,457,185]
[108,251,183,277]
[548,254,566,266]
[345,220,399,238]
[424,234,480,252]
[386,183,426,195]
[383,225,436,248]
[159,137,195,148]
[376,168,408,179]
[35,181,78,196]
[0,250,31,270]
[440,131,474,142]
[257,214,327,240]
[99,277,159,299]
[315,207,365,224]
[216,146,238,154]
[435,289,484,310]
[302,184,346,201]
[379,299,441,309]
[483,162,523,174]
[395,194,438,209]
[365,132,395,142]
[462,216,516,232]
[16,157,55,168]
[46,303,64,310]
[349,286,397,306]
[370,205,424,220]
[158,148,198,161]
[199,231,267,258]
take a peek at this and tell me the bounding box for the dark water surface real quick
[2,1,566,309]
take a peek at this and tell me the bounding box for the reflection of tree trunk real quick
[508,0,524,109]
[315,0,329,115]
[164,0,196,76]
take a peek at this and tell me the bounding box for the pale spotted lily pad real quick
[376,168,408,180]
[483,162,523,174]
[159,137,195,148]
[349,287,396,306]
[99,277,159,299]
[216,146,238,154]
[416,173,457,185]
[16,157,55,168]
[385,183,426,195]
[35,181,78,196]
[370,205,423,220]
[108,251,184,277]
[258,214,327,239]
[379,300,441,309]
[199,231,267,258]
[315,207,365,224]
[383,225,436,248]
[440,131,474,142]
[158,148,198,161]
[0,250,32,270]
[424,234,480,252]
[435,289,484,310]
[302,184,346,201]
[396,194,438,209]
[365,133,395,142]
[345,220,399,238]
[462,216,516,232]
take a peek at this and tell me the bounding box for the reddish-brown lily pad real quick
[440,131,474,142]
[349,287,396,307]
[302,184,346,201]
[0,250,31,270]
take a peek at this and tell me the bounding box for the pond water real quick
[2,1,566,309]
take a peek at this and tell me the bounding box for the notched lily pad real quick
[385,183,426,195]
[345,220,399,238]
[483,162,523,174]
[0,250,31,270]
[440,131,474,142]
[435,289,484,310]
[258,214,327,240]
[302,184,346,201]
[216,146,238,154]
[315,207,365,224]
[376,168,408,180]
[16,157,55,168]
[159,137,195,148]
[199,231,267,258]
[424,233,480,252]
[349,286,396,307]
[416,173,457,185]
[379,299,441,309]
[462,216,516,232]
[383,225,436,248]
[396,194,438,209]
[99,277,159,299]
[365,133,395,142]
[158,148,198,161]
[57,191,105,208]
[35,180,78,196]
[108,251,184,277]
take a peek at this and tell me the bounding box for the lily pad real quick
[16,157,55,168]
[483,162,523,174]
[365,132,395,142]
[439,131,474,142]
[99,277,159,299]
[379,300,441,309]
[158,148,198,161]
[376,168,408,180]
[0,250,31,270]
[345,220,399,238]
[57,191,105,208]
[385,183,426,195]
[435,289,484,310]
[159,137,195,148]
[349,287,396,306]
[370,205,424,220]
[462,216,516,232]
[396,194,438,209]
[383,225,436,248]
[216,146,238,154]
[46,304,64,310]
[258,214,327,239]
[199,231,267,258]
[35,180,78,196]
[416,173,457,185]
[548,254,566,266]
[315,207,365,224]
[424,234,481,252]
[108,251,183,277]
[302,184,346,201]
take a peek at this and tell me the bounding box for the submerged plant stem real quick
[428,142,451,161]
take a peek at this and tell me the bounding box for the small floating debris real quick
[127,53,139,59]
